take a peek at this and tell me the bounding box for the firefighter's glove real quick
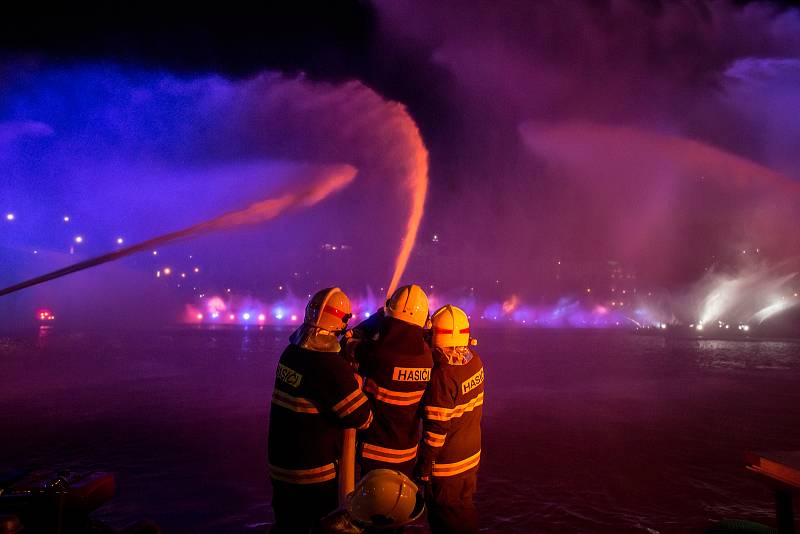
[413,463,431,486]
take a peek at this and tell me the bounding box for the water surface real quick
[1,326,798,532]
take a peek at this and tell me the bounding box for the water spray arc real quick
[0,165,357,298]
[384,108,429,298]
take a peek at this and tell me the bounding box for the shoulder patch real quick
[461,367,484,395]
[277,363,303,387]
[392,367,431,382]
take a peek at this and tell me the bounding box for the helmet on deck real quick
[304,287,352,333]
[431,305,470,348]
[385,284,428,327]
[347,469,425,528]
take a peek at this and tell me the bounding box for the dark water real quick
[1,326,799,533]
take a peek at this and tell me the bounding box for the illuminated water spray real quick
[0,165,356,297]
[0,125,428,300]
[385,108,429,297]
[0,68,429,300]
[750,299,797,324]
[0,119,429,300]
[694,269,799,326]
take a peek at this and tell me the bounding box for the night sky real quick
[3,1,800,328]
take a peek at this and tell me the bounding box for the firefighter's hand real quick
[412,463,431,485]
[341,335,360,366]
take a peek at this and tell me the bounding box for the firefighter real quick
[351,284,433,478]
[314,469,425,533]
[268,287,373,534]
[415,305,484,534]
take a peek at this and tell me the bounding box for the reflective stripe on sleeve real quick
[364,379,425,406]
[424,430,446,448]
[269,463,337,484]
[271,390,320,414]
[361,443,418,464]
[432,450,481,477]
[424,392,484,422]
[332,388,369,418]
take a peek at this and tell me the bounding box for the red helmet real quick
[305,287,352,332]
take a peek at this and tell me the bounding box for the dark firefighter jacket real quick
[417,347,484,479]
[268,343,373,485]
[354,316,433,465]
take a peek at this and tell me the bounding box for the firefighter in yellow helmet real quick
[268,288,373,534]
[347,284,433,480]
[415,305,484,534]
[314,469,425,533]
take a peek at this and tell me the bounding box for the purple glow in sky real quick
[4,1,800,329]
[0,66,427,327]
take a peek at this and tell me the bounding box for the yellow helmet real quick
[304,287,352,332]
[347,469,425,528]
[385,284,428,327]
[431,305,470,348]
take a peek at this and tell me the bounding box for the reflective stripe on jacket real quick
[268,343,372,482]
[353,316,433,463]
[418,347,484,478]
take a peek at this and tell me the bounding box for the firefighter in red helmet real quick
[268,287,373,534]
[415,305,484,534]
